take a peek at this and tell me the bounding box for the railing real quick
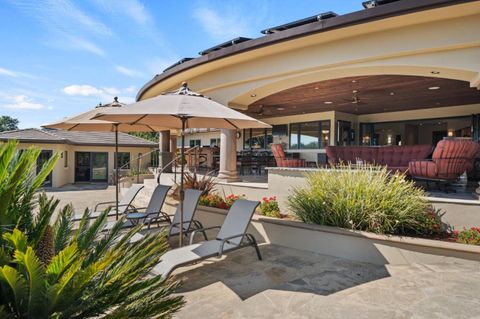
[114,148,159,185]
[154,145,202,184]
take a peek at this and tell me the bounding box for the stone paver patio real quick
[172,244,480,319]
[46,185,480,318]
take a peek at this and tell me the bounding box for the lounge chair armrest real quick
[218,233,245,256]
[189,226,221,245]
[94,201,116,211]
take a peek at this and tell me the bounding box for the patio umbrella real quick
[94,82,270,246]
[43,97,171,218]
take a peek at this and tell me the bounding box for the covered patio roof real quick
[245,75,480,118]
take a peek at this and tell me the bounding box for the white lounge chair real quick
[73,184,144,222]
[162,189,205,240]
[152,199,261,278]
[103,184,171,230]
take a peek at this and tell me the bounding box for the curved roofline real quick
[137,0,476,101]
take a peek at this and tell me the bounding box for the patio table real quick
[126,212,147,225]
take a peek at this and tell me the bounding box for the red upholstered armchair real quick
[271,144,305,167]
[409,140,480,182]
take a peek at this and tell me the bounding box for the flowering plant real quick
[258,196,281,218]
[199,193,246,210]
[451,227,480,245]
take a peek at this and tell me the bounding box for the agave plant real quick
[0,141,184,318]
[182,171,216,196]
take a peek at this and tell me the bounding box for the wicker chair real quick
[271,144,305,167]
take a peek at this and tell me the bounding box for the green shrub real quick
[288,164,446,236]
[0,141,184,318]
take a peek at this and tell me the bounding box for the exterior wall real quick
[179,131,220,148]
[14,142,155,187]
[139,2,480,104]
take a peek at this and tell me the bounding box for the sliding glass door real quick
[75,152,108,182]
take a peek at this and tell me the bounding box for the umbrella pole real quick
[179,117,186,247]
[114,124,119,220]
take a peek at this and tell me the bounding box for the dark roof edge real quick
[0,137,157,148]
[136,0,477,101]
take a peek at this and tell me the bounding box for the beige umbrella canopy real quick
[94,83,270,246]
[43,97,170,217]
[44,97,168,132]
[93,85,270,130]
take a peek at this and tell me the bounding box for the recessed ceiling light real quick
[324,101,333,104]
[352,80,356,83]
[292,106,297,108]
[250,93,257,97]
[277,107,285,111]
[390,92,395,95]
[314,87,319,90]
[428,86,440,90]
[352,90,358,93]
[431,71,440,75]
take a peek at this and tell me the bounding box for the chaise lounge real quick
[152,199,261,278]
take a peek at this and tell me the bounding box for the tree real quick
[0,115,19,132]
[0,141,184,318]
[129,131,159,142]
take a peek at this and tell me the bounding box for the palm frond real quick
[53,204,74,254]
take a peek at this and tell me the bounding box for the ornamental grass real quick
[288,164,446,236]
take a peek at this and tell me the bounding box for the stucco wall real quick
[14,142,155,187]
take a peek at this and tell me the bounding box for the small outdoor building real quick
[0,128,157,187]
[137,0,480,181]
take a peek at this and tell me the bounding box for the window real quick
[189,139,201,148]
[63,151,68,168]
[115,152,130,169]
[243,128,273,149]
[289,120,330,149]
[210,138,220,147]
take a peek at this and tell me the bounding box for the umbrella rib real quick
[146,125,156,132]
[131,114,148,125]
[68,124,79,131]
[224,118,239,129]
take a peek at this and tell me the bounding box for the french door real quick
[75,152,108,182]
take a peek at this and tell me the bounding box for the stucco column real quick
[217,129,240,182]
[158,130,172,173]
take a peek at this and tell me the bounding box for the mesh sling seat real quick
[103,184,171,230]
[73,184,144,222]
[271,144,305,167]
[152,199,261,278]
[157,188,206,240]
[409,140,480,182]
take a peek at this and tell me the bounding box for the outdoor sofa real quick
[325,144,432,173]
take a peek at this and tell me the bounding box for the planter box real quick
[190,205,480,265]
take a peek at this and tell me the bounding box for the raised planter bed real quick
[187,204,480,265]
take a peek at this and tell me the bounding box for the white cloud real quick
[4,95,45,110]
[0,67,18,77]
[125,86,137,93]
[8,0,110,57]
[192,6,251,41]
[146,57,179,75]
[52,35,106,57]
[115,65,145,77]
[63,84,103,96]
[63,84,134,103]
[91,0,153,27]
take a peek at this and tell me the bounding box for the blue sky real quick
[0,0,364,128]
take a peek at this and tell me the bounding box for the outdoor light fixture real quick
[390,92,395,95]
[277,107,285,111]
[431,71,440,74]
[448,131,454,137]
[314,87,319,90]
[250,93,257,97]
[324,101,333,104]
[428,86,440,90]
